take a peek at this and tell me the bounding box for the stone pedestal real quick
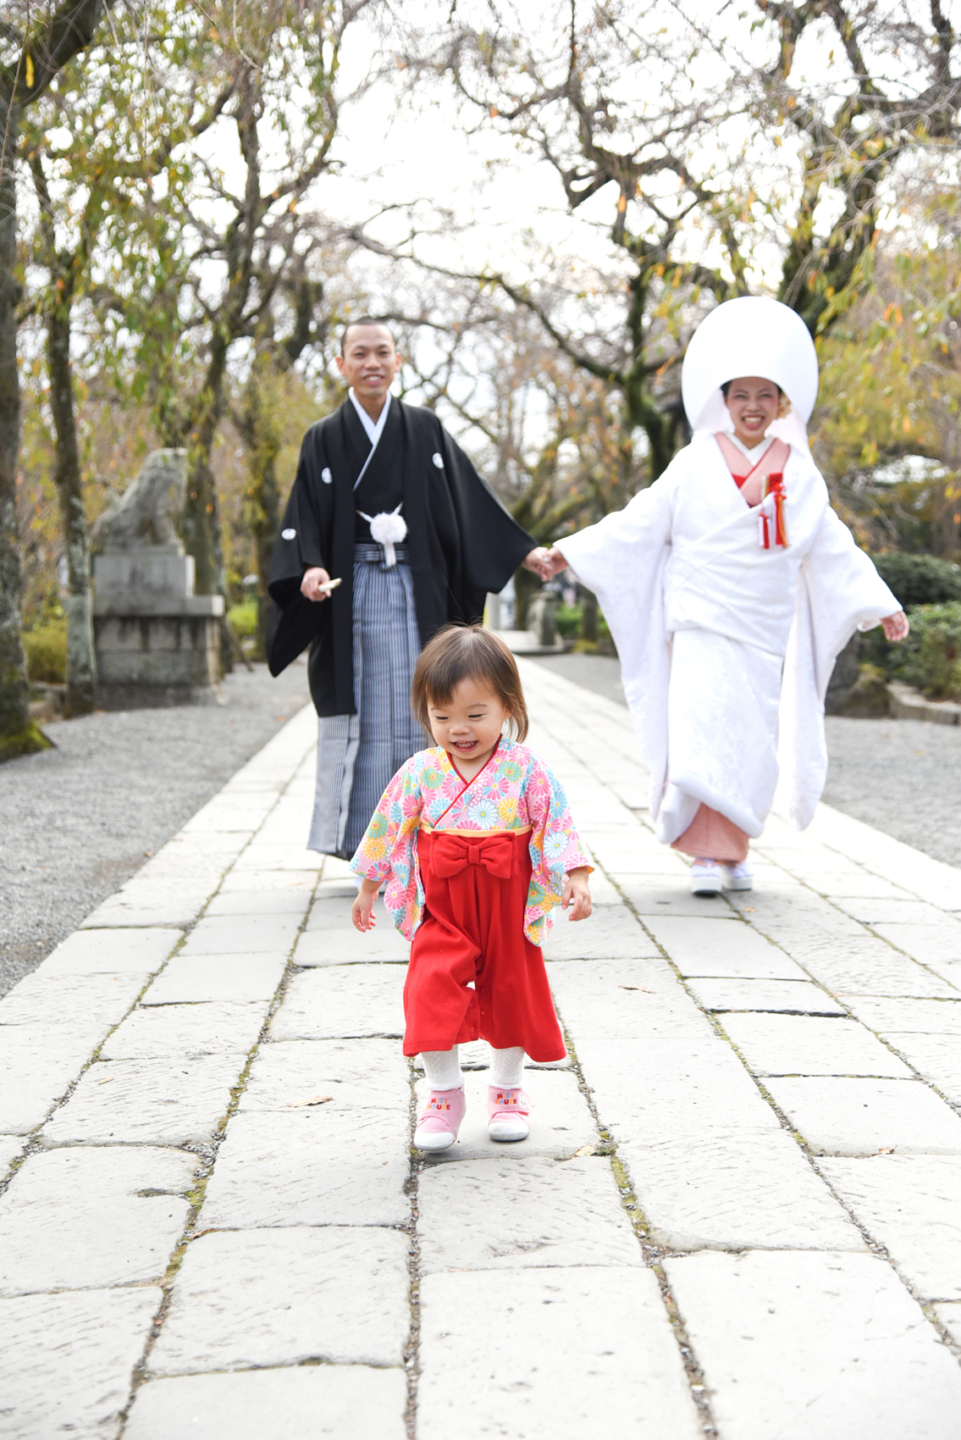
[93,546,224,709]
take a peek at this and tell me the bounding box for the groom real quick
[267,317,550,857]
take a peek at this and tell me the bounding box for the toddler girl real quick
[350,624,592,1151]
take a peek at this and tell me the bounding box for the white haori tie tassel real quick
[358,503,407,567]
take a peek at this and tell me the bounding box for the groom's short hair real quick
[341,316,396,354]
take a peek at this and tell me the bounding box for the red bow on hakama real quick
[432,832,515,880]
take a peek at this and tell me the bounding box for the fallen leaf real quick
[743,906,756,912]
[874,1146,895,1155]
[619,984,654,993]
[572,1144,596,1157]
[287,1095,333,1108]
[96,1077,114,1086]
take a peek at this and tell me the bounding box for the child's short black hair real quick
[411,625,529,742]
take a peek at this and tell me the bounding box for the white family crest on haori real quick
[321,467,333,485]
[358,503,408,567]
[560,296,899,846]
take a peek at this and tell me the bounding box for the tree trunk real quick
[182,334,229,599]
[241,353,282,661]
[0,96,50,760]
[580,587,599,645]
[514,565,540,632]
[47,305,95,715]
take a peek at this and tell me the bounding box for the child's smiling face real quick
[427,679,511,770]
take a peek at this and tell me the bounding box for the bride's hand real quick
[881,611,909,642]
[542,548,569,580]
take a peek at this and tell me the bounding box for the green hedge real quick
[23,622,67,684]
[896,602,961,700]
[227,598,258,641]
[871,553,961,609]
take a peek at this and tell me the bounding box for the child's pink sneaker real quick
[414,1087,466,1151]
[487,1085,530,1142]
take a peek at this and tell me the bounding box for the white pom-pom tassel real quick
[364,505,407,567]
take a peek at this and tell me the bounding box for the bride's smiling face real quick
[723,376,781,446]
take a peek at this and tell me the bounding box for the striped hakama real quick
[308,544,426,857]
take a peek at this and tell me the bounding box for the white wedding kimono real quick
[561,433,900,843]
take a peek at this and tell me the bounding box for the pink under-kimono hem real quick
[672,803,749,864]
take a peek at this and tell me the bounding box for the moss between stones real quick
[0,722,53,764]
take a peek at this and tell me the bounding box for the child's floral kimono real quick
[351,737,590,1059]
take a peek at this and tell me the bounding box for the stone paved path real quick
[3,661,961,1439]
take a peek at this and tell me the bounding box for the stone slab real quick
[238,1039,409,1112]
[0,970,147,1030]
[204,888,314,916]
[79,891,215,929]
[39,927,182,975]
[150,1227,409,1375]
[99,1001,267,1060]
[833,898,951,925]
[414,1069,595,1163]
[572,1032,783,1142]
[777,938,957,999]
[618,883,741,919]
[840,996,961,1035]
[230,844,323,871]
[719,1013,913,1077]
[418,1154,641,1274]
[820,1154,961,1300]
[541,904,658,960]
[305,897,361,931]
[0,1146,195,1295]
[199,1108,410,1228]
[765,1077,961,1155]
[0,1032,102,1134]
[643,916,807,979]
[0,1287,160,1440]
[417,1267,701,1440]
[872,922,961,966]
[665,1250,961,1440]
[934,1302,961,1347]
[141,952,287,1004]
[217,868,319,895]
[124,1366,408,1440]
[179,915,301,956]
[294,924,410,965]
[43,1054,245,1146]
[803,872,918,899]
[881,1032,961,1103]
[270,965,406,1040]
[0,1136,23,1177]
[548,957,707,1040]
[619,1128,863,1252]
[685,977,847,1015]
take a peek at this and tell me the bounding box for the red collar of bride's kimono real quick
[714,433,790,508]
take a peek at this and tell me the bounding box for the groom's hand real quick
[301,567,332,601]
[522,547,553,583]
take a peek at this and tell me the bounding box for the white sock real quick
[490,1046,526,1090]
[421,1047,463,1091]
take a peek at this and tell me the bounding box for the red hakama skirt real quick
[403,828,566,1061]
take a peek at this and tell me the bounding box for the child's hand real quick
[562,867,592,922]
[351,879,380,933]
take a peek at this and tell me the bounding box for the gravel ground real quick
[532,652,961,869]
[0,660,311,998]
